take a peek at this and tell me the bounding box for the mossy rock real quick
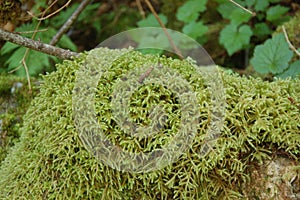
[0,48,299,199]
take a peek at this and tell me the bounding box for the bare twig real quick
[282,25,300,57]
[19,12,45,92]
[16,28,48,34]
[228,0,256,16]
[0,29,78,59]
[136,0,145,18]
[138,66,154,84]
[50,0,92,45]
[144,0,183,59]
[28,0,72,21]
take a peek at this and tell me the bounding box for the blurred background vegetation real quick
[0,0,299,78]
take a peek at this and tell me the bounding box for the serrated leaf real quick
[182,21,208,39]
[266,5,289,23]
[1,42,19,54]
[137,14,167,27]
[176,0,207,23]
[1,24,67,77]
[276,60,300,79]
[5,47,24,71]
[219,24,253,56]
[5,47,55,77]
[250,33,293,74]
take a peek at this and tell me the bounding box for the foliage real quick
[251,33,300,78]
[251,33,293,74]
[50,2,102,32]
[0,48,299,199]
[217,0,290,56]
[137,13,168,27]
[176,0,208,42]
[219,24,252,56]
[176,0,207,23]
[0,23,76,77]
[0,1,103,77]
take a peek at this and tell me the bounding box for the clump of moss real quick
[0,48,299,199]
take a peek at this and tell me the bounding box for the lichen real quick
[0,48,299,199]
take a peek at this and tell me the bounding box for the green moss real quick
[0,48,299,199]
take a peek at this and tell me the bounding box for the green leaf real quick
[176,0,207,23]
[253,23,271,38]
[1,42,19,54]
[266,5,289,23]
[250,33,293,74]
[137,14,167,27]
[276,60,300,79]
[217,2,237,19]
[219,24,253,56]
[0,24,71,77]
[218,0,253,24]
[182,21,208,39]
[229,8,252,26]
[254,0,269,12]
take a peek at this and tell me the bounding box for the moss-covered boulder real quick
[0,48,299,199]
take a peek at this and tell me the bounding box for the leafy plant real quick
[175,0,208,42]
[219,24,253,56]
[0,22,77,77]
[250,33,300,78]
[0,1,103,77]
[217,0,290,55]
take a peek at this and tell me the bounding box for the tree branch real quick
[0,28,78,60]
[50,0,92,46]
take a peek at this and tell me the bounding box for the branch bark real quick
[0,28,78,60]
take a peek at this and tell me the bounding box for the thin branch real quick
[50,0,92,45]
[228,0,256,16]
[282,25,300,57]
[136,0,145,18]
[144,0,183,59]
[21,60,32,94]
[16,28,48,34]
[19,11,45,92]
[28,0,72,21]
[0,29,78,60]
